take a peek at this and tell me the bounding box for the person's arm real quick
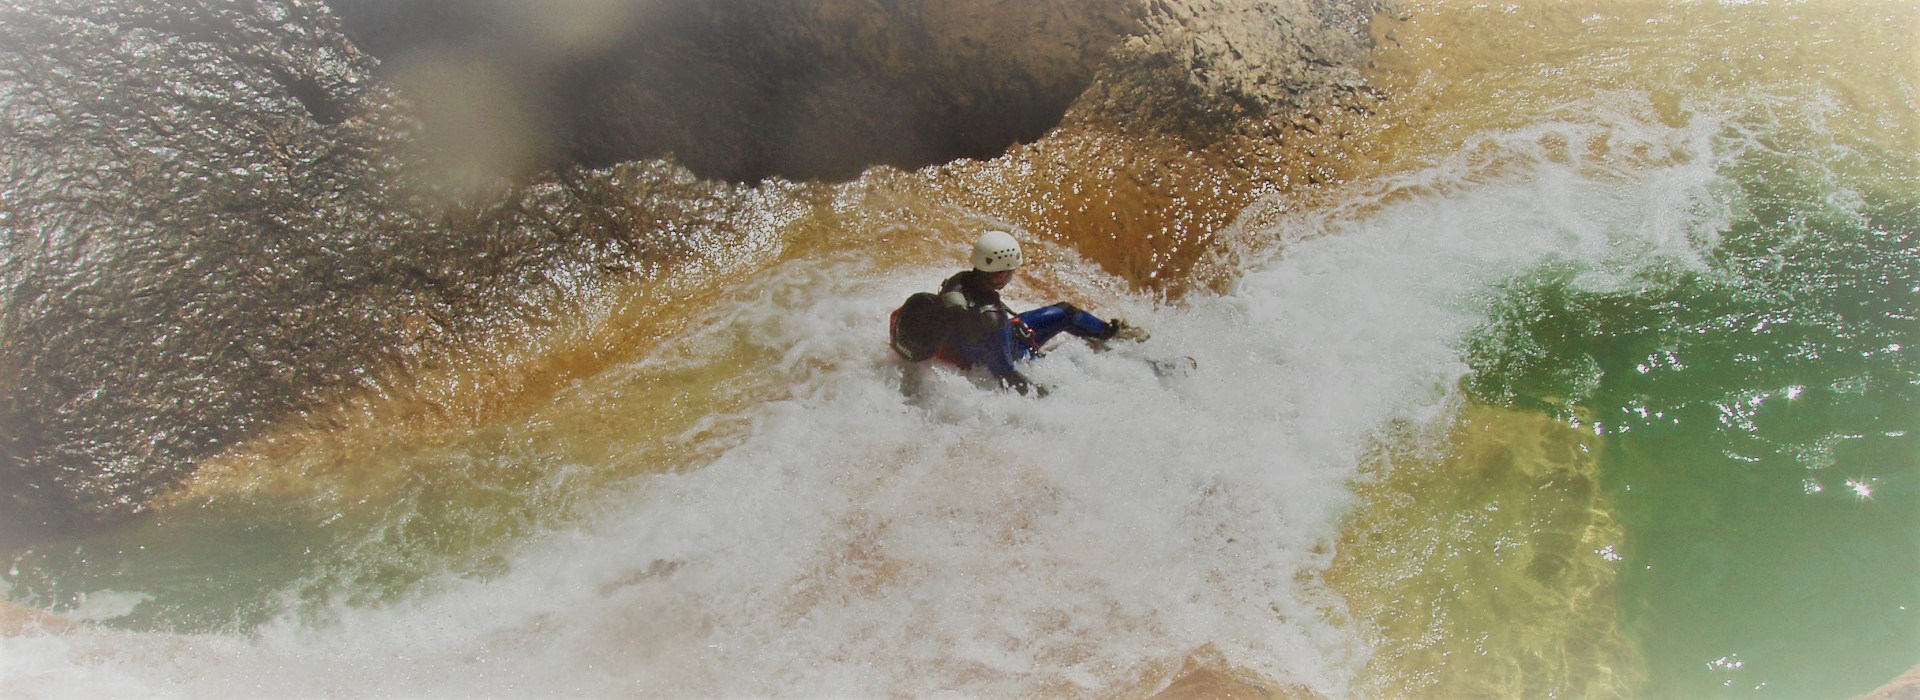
[938,271,973,309]
[980,321,1046,396]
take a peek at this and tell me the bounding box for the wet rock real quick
[1086,0,1382,136]
[0,0,1387,534]
[0,0,648,538]
[1861,666,1920,700]
[1150,655,1322,699]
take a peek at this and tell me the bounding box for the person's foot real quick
[1110,319,1150,342]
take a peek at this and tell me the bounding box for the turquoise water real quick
[1465,115,1919,695]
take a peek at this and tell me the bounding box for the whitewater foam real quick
[1,94,1744,699]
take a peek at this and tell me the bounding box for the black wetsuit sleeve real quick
[940,271,1000,343]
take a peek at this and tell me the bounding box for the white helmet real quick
[970,230,1023,272]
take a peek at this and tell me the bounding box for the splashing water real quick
[5,1,1917,697]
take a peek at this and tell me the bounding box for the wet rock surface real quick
[1862,666,1920,700]
[0,0,401,537]
[0,0,1384,535]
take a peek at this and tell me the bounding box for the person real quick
[932,230,1148,395]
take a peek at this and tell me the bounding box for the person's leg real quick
[939,322,1025,373]
[1016,303,1112,347]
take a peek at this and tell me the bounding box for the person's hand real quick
[1004,375,1049,398]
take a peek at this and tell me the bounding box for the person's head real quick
[971,230,1022,289]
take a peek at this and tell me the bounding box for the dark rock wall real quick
[325,0,1143,183]
[321,0,1383,182]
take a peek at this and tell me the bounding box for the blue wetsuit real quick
[934,270,1116,394]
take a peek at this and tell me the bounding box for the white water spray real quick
[2,96,1736,698]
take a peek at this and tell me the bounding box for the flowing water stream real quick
[3,1,1916,697]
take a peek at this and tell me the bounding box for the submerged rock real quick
[1862,666,1920,700]
[1326,404,1642,696]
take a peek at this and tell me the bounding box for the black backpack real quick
[888,292,950,361]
